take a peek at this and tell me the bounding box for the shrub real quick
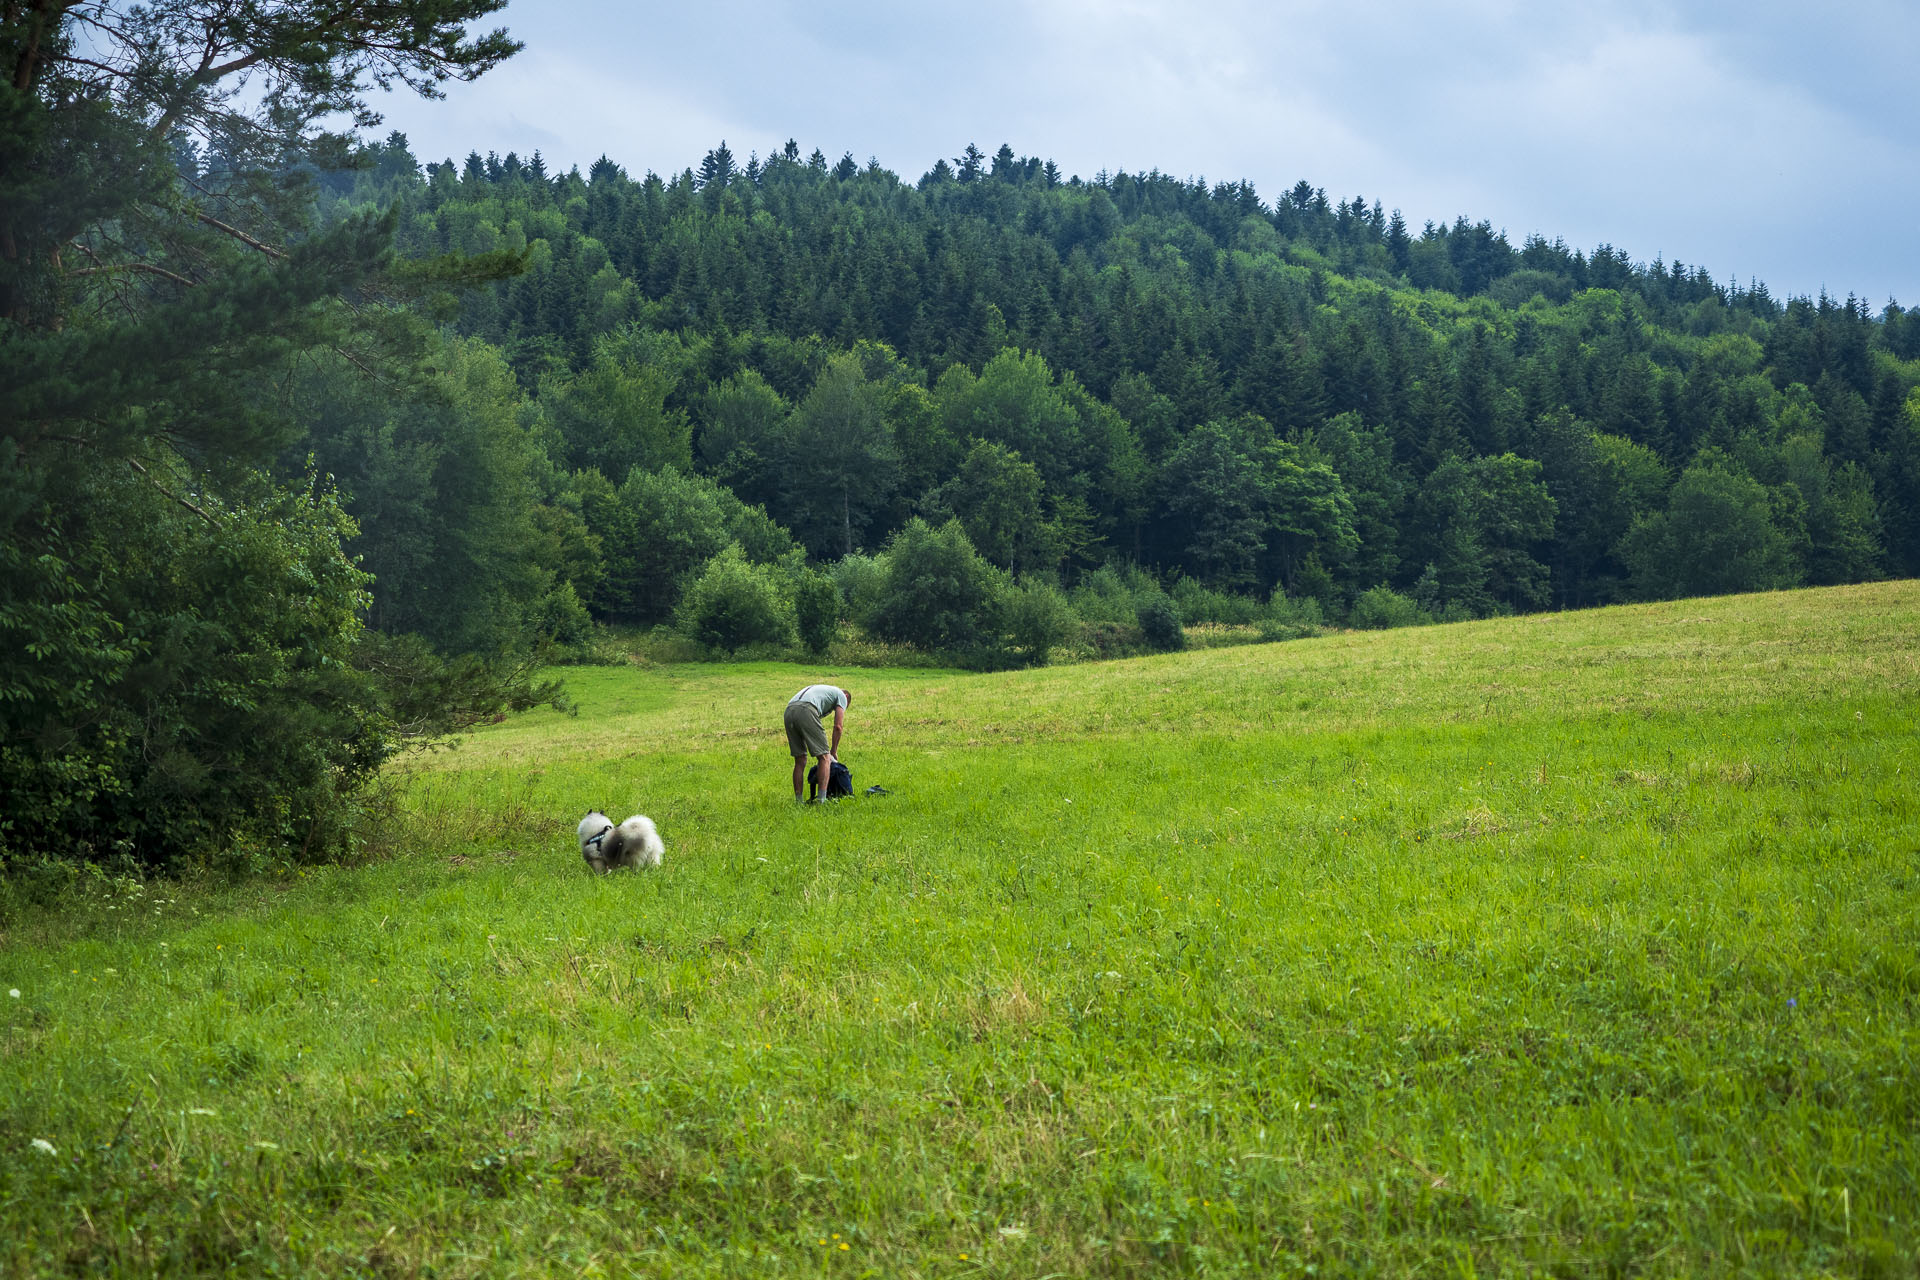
[587,466,799,624]
[1289,555,1340,615]
[831,552,887,627]
[820,630,943,669]
[1077,620,1146,659]
[529,579,594,648]
[1349,585,1427,630]
[1003,580,1075,666]
[1136,596,1186,651]
[1259,588,1325,641]
[1069,564,1163,623]
[0,468,387,871]
[867,519,1006,654]
[1170,576,1263,625]
[674,545,794,654]
[793,569,839,656]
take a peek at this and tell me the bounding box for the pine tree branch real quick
[193,210,286,258]
[330,342,384,382]
[63,237,146,319]
[68,259,197,288]
[126,456,217,526]
[145,12,246,140]
[47,53,123,78]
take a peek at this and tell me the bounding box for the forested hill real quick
[312,135,1920,626]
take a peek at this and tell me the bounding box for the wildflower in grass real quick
[8,989,17,998]
[838,1242,849,1251]
[31,1139,56,1155]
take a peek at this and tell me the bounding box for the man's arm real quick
[829,705,844,757]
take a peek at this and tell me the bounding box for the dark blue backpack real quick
[809,759,853,801]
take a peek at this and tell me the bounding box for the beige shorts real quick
[784,701,829,758]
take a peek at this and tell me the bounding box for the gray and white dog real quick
[576,809,664,873]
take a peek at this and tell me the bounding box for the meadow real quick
[2,582,1917,1277]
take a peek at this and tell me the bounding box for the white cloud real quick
[1392,21,1920,292]
[377,46,759,172]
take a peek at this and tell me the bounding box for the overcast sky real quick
[368,0,1920,309]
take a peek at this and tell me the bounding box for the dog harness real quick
[584,822,613,850]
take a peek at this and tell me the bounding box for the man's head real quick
[841,687,853,708]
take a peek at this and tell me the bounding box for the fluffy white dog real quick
[576,810,664,873]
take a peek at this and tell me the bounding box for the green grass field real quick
[4,583,1918,1277]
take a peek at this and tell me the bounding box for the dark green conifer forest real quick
[316,132,1919,618]
[6,2,1919,870]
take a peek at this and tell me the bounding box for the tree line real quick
[303,131,1918,638]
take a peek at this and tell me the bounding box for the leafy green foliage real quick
[0,464,381,868]
[1002,579,1075,666]
[697,367,791,503]
[866,518,1007,655]
[1620,452,1802,598]
[343,131,1915,627]
[1136,595,1186,650]
[1169,577,1265,625]
[792,569,840,656]
[1155,416,1358,591]
[780,353,902,557]
[584,466,798,624]
[674,545,795,654]
[1158,418,1282,588]
[0,2,529,869]
[1408,453,1557,616]
[539,330,694,478]
[1259,587,1326,639]
[921,440,1061,574]
[293,337,577,655]
[352,631,572,744]
[1349,584,1427,629]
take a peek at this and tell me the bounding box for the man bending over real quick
[785,683,851,802]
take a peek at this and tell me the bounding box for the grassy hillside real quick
[3,583,1917,1276]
